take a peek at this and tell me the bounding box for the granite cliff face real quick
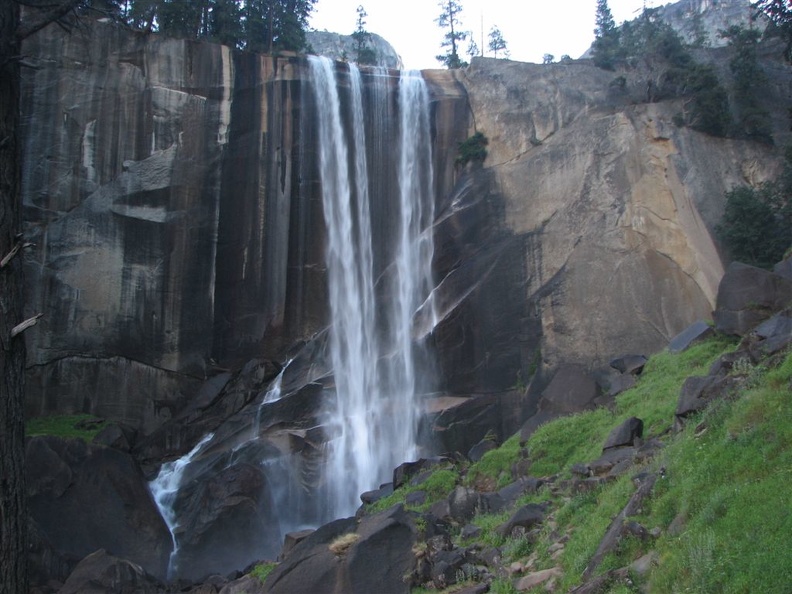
[440,54,784,405]
[306,30,403,69]
[20,19,788,441]
[19,14,792,585]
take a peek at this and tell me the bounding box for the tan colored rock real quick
[514,567,563,591]
[454,56,783,373]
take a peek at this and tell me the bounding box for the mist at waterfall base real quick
[149,57,438,580]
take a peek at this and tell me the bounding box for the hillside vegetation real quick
[361,335,792,593]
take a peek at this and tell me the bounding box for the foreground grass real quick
[399,336,792,592]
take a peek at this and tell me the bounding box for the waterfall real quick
[149,433,214,580]
[308,56,436,517]
[148,59,438,581]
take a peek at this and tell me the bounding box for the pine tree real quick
[436,0,467,69]
[592,0,620,70]
[352,5,377,65]
[721,25,772,143]
[488,25,507,58]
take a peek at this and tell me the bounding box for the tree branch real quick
[16,0,84,42]
[0,235,33,269]
[11,314,43,338]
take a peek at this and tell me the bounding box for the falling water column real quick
[308,56,380,517]
[308,57,436,518]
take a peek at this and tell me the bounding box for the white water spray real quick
[149,433,214,580]
[308,57,436,517]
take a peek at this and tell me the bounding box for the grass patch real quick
[250,561,277,583]
[466,434,522,488]
[26,414,108,442]
[368,467,460,514]
[644,350,792,593]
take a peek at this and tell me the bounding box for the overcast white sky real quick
[310,0,657,69]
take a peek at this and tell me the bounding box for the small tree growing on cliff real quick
[592,0,621,70]
[718,145,792,268]
[488,25,508,58]
[721,25,773,143]
[352,5,377,65]
[436,0,468,69]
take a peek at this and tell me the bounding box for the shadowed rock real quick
[171,463,280,581]
[538,365,600,415]
[26,437,171,581]
[264,505,416,594]
[714,262,792,336]
[496,504,547,538]
[603,417,644,450]
[608,355,647,375]
[668,321,715,353]
[59,549,163,594]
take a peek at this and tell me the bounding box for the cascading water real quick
[149,58,438,580]
[308,56,436,517]
[149,433,214,580]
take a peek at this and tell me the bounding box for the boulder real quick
[26,437,171,581]
[607,373,637,397]
[675,376,717,418]
[708,350,753,377]
[448,486,485,522]
[513,566,562,591]
[608,355,647,375]
[496,504,546,538]
[58,549,163,594]
[430,548,466,589]
[360,483,394,505]
[602,417,644,450]
[92,423,135,452]
[538,365,600,415]
[749,314,792,359]
[519,410,560,443]
[393,457,450,489]
[714,262,792,336]
[668,321,715,353]
[468,438,499,462]
[281,529,315,560]
[497,478,545,508]
[171,463,281,581]
[589,448,636,476]
[676,375,741,420]
[267,506,417,594]
[262,516,358,593]
[460,524,482,540]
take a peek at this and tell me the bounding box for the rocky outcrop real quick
[453,55,783,385]
[21,16,791,438]
[26,436,171,582]
[306,31,402,69]
[19,23,462,436]
[263,506,418,594]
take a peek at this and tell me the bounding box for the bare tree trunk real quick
[0,0,29,591]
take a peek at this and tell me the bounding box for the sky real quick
[310,0,657,70]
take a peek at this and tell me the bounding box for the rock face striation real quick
[21,17,789,438]
[18,5,792,585]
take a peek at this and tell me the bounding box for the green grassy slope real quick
[370,336,792,593]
